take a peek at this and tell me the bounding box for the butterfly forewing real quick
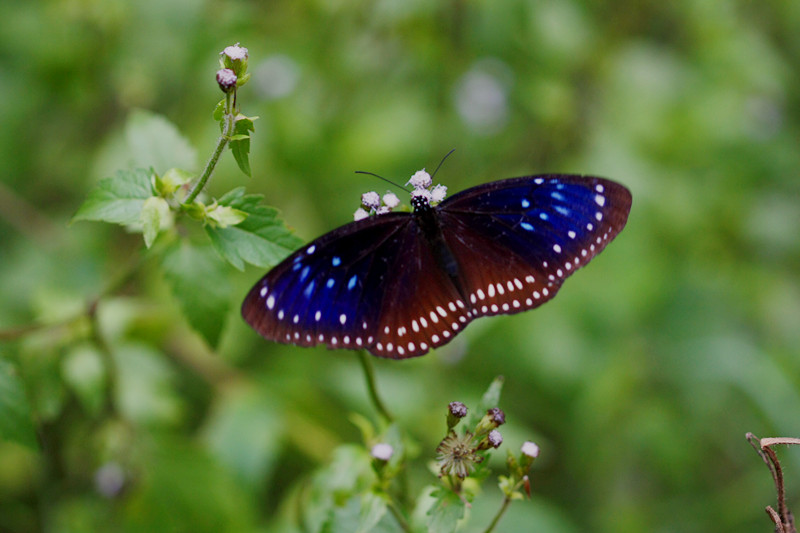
[438,175,631,319]
[242,213,412,350]
[241,211,474,359]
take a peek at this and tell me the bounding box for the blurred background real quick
[1,0,799,531]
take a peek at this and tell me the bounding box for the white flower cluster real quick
[406,168,447,205]
[353,167,448,221]
[354,190,402,221]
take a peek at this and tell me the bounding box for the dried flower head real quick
[436,431,482,479]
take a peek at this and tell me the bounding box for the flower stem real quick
[483,495,512,533]
[184,94,234,206]
[387,501,412,533]
[357,350,394,423]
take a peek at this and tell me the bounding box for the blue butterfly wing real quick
[437,175,631,318]
[241,212,469,359]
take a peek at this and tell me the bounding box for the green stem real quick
[184,95,235,205]
[357,350,394,423]
[387,501,412,533]
[483,495,512,533]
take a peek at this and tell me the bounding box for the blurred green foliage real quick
[1,0,800,531]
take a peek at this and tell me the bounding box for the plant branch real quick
[387,500,412,533]
[483,495,512,533]
[184,95,235,205]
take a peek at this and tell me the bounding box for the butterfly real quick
[242,172,631,359]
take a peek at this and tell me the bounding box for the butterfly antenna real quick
[430,149,455,180]
[355,170,410,191]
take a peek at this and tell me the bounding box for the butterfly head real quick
[353,168,448,220]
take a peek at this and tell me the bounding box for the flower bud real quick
[407,169,432,189]
[475,407,506,436]
[488,429,503,448]
[521,441,539,459]
[430,184,448,203]
[361,191,380,209]
[371,443,394,461]
[382,192,400,208]
[447,401,468,430]
[220,44,249,78]
[216,69,237,93]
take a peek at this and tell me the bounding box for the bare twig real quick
[747,432,798,533]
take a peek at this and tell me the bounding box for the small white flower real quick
[407,169,432,189]
[521,441,540,458]
[411,188,432,203]
[223,44,248,61]
[354,207,369,221]
[371,443,394,461]
[382,192,400,209]
[376,206,391,215]
[430,184,448,203]
[488,429,503,448]
[361,191,381,209]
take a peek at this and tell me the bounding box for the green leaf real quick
[205,204,247,228]
[140,196,171,248]
[212,99,226,122]
[156,168,193,196]
[203,388,284,488]
[357,492,388,533]
[476,375,505,415]
[125,109,197,173]
[205,187,303,271]
[0,358,38,449]
[230,114,256,177]
[426,489,465,533]
[161,241,231,347]
[112,342,183,424]
[61,343,107,417]
[72,168,155,226]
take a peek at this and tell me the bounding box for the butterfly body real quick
[242,174,632,359]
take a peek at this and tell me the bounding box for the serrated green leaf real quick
[205,187,303,271]
[140,196,170,248]
[125,109,197,173]
[0,358,38,449]
[72,168,155,225]
[230,114,256,177]
[426,490,465,533]
[161,241,231,347]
